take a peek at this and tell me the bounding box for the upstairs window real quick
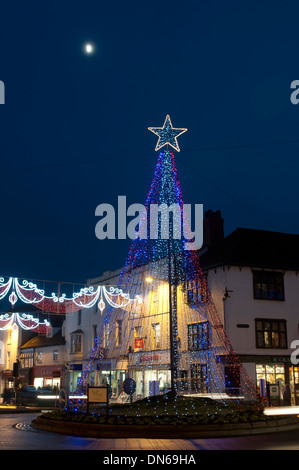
[188,321,210,351]
[253,271,284,301]
[185,280,207,304]
[256,319,287,349]
[152,323,161,350]
[36,352,43,364]
[103,323,110,348]
[115,320,122,347]
[92,325,98,347]
[71,334,82,353]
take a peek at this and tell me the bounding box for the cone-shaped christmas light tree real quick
[71,115,258,413]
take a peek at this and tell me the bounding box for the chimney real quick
[203,209,224,248]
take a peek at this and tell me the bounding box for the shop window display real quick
[256,363,285,392]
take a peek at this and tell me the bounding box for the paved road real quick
[1,412,299,451]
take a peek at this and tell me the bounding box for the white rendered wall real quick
[206,266,299,357]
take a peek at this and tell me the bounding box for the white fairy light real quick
[0,311,50,332]
[0,276,142,314]
[148,115,187,152]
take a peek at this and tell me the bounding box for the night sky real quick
[0,0,299,287]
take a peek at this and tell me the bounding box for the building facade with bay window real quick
[2,213,299,407]
[63,218,299,405]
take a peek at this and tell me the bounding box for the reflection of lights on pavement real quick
[263,406,299,416]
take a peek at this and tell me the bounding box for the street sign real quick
[269,384,280,397]
[134,338,143,349]
[87,386,108,415]
[88,386,108,403]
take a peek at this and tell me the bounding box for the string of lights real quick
[0,276,140,315]
[70,116,260,417]
[0,311,50,333]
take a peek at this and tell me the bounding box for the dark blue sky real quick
[0,0,299,285]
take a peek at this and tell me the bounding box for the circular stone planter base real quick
[32,415,299,439]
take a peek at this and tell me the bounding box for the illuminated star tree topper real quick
[148,115,187,152]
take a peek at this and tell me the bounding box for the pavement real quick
[2,408,299,451]
[0,404,52,413]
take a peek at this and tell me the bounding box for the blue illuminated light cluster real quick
[69,117,259,417]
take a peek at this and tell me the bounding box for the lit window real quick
[152,323,161,349]
[115,320,122,347]
[71,334,82,353]
[36,352,42,364]
[188,322,209,351]
[103,323,110,348]
[256,319,287,349]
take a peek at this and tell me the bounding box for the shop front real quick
[68,363,82,393]
[132,368,171,399]
[91,357,128,401]
[129,350,171,399]
[32,365,63,391]
[92,366,126,399]
[288,365,299,405]
[108,357,128,400]
[255,358,299,405]
[256,363,285,389]
[1,369,14,403]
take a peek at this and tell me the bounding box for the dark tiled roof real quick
[20,330,65,349]
[70,329,84,335]
[198,227,299,271]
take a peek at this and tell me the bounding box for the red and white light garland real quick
[0,276,142,332]
[0,311,50,333]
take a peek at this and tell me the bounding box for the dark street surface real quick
[0,412,299,451]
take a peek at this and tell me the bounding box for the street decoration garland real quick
[0,311,51,334]
[0,276,141,332]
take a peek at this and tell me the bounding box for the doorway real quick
[289,366,299,405]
